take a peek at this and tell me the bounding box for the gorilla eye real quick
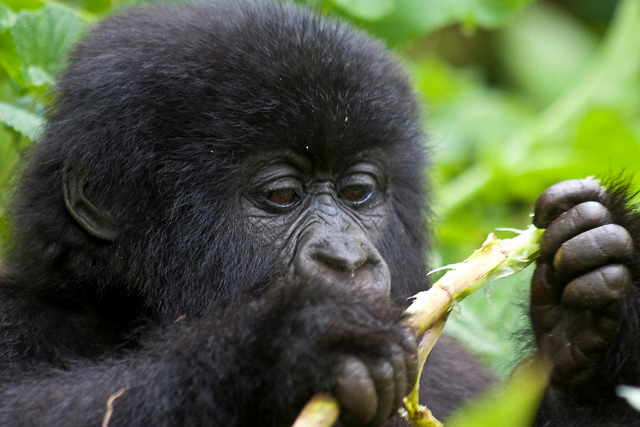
[339,185,372,204]
[266,188,300,208]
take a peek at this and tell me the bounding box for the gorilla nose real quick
[294,230,391,299]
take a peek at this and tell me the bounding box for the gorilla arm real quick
[0,282,417,427]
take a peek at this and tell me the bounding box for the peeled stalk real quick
[401,225,543,425]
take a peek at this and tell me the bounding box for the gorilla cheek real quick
[292,224,391,301]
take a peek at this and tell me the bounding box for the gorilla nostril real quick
[314,253,365,274]
[311,240,370,274]
[293,231,391,299]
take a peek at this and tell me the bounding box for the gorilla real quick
[0,1,638,426]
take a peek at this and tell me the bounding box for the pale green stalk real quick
[401,225,543,425]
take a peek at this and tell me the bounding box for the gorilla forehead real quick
[60,1,422,162]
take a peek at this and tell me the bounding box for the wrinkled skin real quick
[239,150,419,425]
[242,151,393,301]
[241,151,415,425]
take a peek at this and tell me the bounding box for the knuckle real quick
[531,263,558,304]
[601,264,632,293]
[562,265,631,309]
[539,201,612,261]
[398,327,417,351]
[530,305,562,332]
[601,224,634,253]
[374,359,395,382]
[334,356,377,425]
[553,224,634,279]
[534,179,607,228]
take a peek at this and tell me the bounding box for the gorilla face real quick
[12,1,428,320]
[242,149,392,301]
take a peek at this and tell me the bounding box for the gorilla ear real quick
[62,164,118,241]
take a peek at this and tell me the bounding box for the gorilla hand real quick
[332,330,418,426]
[531,179,634,387]
[255,283,418,427]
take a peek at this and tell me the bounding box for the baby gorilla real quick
[0,1,639,426]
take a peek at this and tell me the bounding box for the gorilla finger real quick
[553,224,633,282]
[530,305,562,336]
[531,263,562,306]
[554,337,603,388]
[335,356,377,426]
[572,329,607,354]
[389,344,408,412]
[596,308,620,340]
[396,327,419,393]
[548,337,589,384]
[404,351,418,397]
[534,179,607,228]
[398,327,418,354]
[563,265,631,311]
[369,359,395,425]
[602,300,621,319]
[541,333,571,373]
[540,201,612,260]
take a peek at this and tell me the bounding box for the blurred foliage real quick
[446,357,549,426]
[0,0,639,420]
[303,0,534,45]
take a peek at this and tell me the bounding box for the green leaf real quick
[0,2,15,29]
[329,0,394,21]
[0,3,21,85]
[0,0,45,12]
[573,108,640,174]
[364,0,535,45]
[24,65,53,87]
[498,2,598,106]
[11,4,87,89]
[0,101,45,140]
[0,29,23,86]
[363,0,447,45]
[470,0,537,28]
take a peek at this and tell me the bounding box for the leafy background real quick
[1,0,639,421]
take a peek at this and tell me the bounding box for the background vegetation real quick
[1,0,639,384]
